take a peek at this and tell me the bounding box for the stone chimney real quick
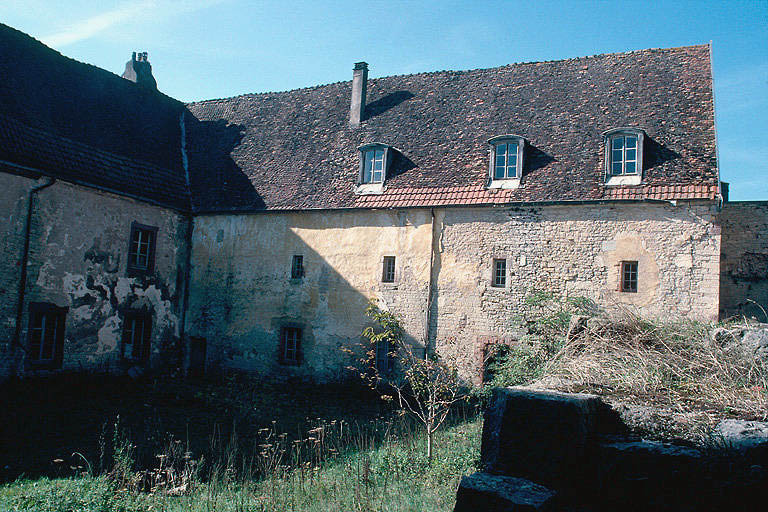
[121,51,157,90]
[349,62,368,127]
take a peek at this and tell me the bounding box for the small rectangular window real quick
[27,303,67,369]
[127,222,158,275]
[620,261,638,293]
[610,135,639,176]
[291,255,304,279]
[280,327,302,365]
[121,311,152,363]
[382,256,396,283]
[375,339,394,373]
[492,258,507,287]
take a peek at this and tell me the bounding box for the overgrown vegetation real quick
[483,291,768,422]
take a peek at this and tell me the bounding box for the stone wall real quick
[719,201,768,318]
[189,201,721,382]
[433,201,721,381]
[0,171,189,377]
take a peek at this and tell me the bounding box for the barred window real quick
[621,261,638,293]
[280,327,302,365]
[127,222,158,275]
[382,256,396,283]
[121,311,152,363]
[28,303,67,369]
[291,255,304,279]
[492,258,507,288]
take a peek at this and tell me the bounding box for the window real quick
[280,327,302,365]
[27,303,67,369]
[121,311,152,363]
[375,339,394,373]
[620,261,638,293]
[291,255,304,279]
[492,258,507,288]
[604,128,644,179]
[382,256,396,283]
[488,135,525,185]
[357,143,391,187]
[127,222,158,275]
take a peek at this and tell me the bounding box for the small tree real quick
[347,301,468,461]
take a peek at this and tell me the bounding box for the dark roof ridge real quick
[185,43,710,106]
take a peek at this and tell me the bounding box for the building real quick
[0,23,765,382]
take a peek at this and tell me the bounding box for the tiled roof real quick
[0,115,190,210]
[354,183,719,209]
[0,23,188,209]
[186,44,718,212]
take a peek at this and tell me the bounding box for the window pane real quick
[612,161,623,174]
[625,149,636,162]
[625,136,637,149]
[495,154,506,166]
[496,144,506,156]
[494,165,505,179]
[363,152,373,182]
[612,137,623,150]
[625,161,636,173]
[612,149,623,163]
[507,163,517,178]
[507,143,518,155]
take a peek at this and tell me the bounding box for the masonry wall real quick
[432,202,721,381]
[186,210,433,381]
[719,201,768,318]
[188,201,720,383]
[0,171,189,377]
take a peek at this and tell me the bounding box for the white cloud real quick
[41,0,226,48]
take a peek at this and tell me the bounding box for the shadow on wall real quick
[186,213,433,382]
[183,113,264,211]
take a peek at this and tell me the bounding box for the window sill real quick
[380,282,399,290]
[354,182,385,195]
[605,174,641,186]
[488,178,521,190]
[289,277,304,284]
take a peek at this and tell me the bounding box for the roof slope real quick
[0,23,189,209]
[186,45,718,212]
[0,114,190,210]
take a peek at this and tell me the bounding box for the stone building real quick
[0,23,765,382]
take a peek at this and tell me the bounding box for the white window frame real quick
[488,135,525,189]
[604,128,644,186]
[355,143,391,195]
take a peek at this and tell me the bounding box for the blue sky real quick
[1,0,766,199]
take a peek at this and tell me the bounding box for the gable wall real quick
[0,171,189,377]
[188,201,720,382]
[719,201,768,319]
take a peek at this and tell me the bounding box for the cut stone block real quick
[454,472,556,512]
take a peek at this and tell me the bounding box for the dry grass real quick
[541,309,768,422]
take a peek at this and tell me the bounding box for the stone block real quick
[481,387,626,487]
[714,419,768,461]
[453,472,556,512]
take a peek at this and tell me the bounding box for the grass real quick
[0,373,481,511]
[0,416,481,511]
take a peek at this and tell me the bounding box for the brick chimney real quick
[349,62,368,127]
[121,51,157,90]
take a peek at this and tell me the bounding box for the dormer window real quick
[356,143,391,195]
[363,148,385,183]
[488,135,524,189]
[604,128,644,185]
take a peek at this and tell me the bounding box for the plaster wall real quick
[719,201,768,318]
[187,209,433,380]
[189,202,720,383]
[0,172,189,376]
